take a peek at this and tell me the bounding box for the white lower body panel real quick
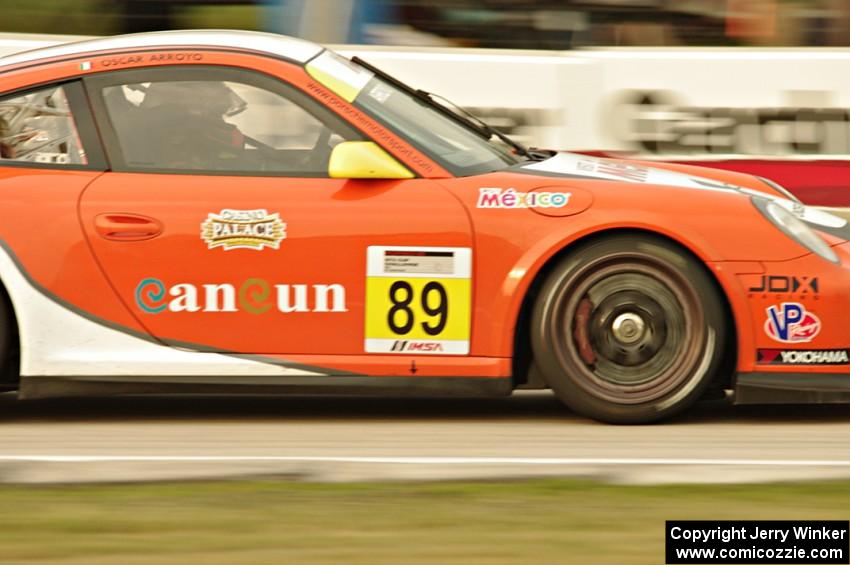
[0,244,324,377]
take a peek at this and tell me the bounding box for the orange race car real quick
[0,30,848,423]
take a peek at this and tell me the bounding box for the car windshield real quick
[353,76,525,176]
[306,51,526,176]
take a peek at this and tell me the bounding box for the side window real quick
[96,69,361,175]
[0,85,88,166]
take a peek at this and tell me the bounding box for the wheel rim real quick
[548,250,707,405]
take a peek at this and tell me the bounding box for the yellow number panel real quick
[365,246,472,354]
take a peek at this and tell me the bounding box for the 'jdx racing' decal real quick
[365,246,471,355]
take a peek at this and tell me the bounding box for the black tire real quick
[530,234,727,424]
[0,292,14,389]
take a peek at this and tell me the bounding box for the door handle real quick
[94,214,163,241]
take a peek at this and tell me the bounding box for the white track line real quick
[0,456,849,466]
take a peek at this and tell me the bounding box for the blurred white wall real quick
[5,33,850,160]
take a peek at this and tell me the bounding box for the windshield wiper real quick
[351,56,540,160]
[415,89,533,159]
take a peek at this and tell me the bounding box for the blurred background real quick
[3,0,850,48]
[5,1,850,207]
[1,5,850,563]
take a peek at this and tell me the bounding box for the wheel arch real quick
[510,227,738,392]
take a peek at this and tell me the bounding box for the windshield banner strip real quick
[306,51,373,103]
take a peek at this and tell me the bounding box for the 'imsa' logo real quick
[201,209,286,251]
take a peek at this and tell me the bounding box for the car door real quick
[79,64,474,356]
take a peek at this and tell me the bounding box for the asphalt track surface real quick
[0,391,849,484]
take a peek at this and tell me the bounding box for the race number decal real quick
[365,246,471,355]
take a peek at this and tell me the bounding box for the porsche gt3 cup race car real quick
[0,30,848,423]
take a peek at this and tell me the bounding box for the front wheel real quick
[531,234,728,424]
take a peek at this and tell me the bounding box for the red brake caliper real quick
[573,298,597,365]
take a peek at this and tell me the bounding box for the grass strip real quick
[0,479,848,564]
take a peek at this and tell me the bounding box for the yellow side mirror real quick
[328,141,414,180]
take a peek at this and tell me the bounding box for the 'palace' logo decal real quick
[201,209,286,251]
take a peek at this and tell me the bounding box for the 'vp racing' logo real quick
[764,302,821,343]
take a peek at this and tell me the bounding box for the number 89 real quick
[387,280,448,336]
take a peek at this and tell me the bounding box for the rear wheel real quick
[531,234,727,424]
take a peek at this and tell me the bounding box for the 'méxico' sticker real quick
[477,187,570,209]
[201,209,286,251]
